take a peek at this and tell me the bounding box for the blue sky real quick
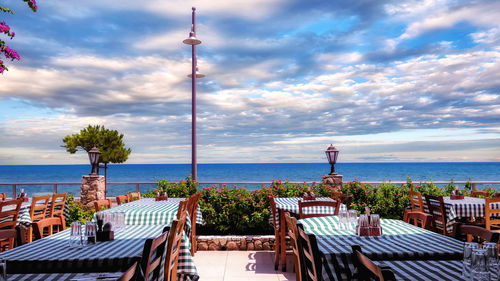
[0,0,499,164]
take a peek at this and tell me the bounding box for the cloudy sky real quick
[0,0,499,165]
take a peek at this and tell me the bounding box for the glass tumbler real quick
[338,211,348,230]
[0,259,6,281]
[348,210,357,229]
[85,222,97,245]
[483,242,498,279]
[69,222,82,248]
[471,248,490,281]
[463,242,479,278]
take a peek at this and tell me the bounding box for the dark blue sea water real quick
[0,163,498,196]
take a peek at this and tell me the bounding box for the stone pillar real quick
[81,175,105,211]
[321,173,343,191]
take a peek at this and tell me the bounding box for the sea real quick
[0,162,498,197]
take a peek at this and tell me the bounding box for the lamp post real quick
[183,7,204,182]
[88,147,101,176]
[322,144,343,190]
[325,144,339,175]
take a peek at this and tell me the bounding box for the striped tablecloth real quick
[7,272,123,281]
[274,197,347,226]
[298,216,464,281]
[0,225,199,281]
[374,260,467,281]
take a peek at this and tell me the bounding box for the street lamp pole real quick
[183,7,203,182]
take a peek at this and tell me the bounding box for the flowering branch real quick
[0,0,37,73]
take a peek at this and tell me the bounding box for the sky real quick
[0,0,499,165]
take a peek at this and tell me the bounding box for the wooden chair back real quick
[176,200,188,220]
[424,195,448,235]
[15,225,28,247]
[0,229,17,251]
[165,212,188,281]
[117,261,138,281]
[485,197,500,231]
[471,190,489,198]
[140,231,168,281]
[187,192,201,256]
[331,190,343,202]
[342,195,352,210]
[116,195,130,205]
[455,223,499,244]
[268,194,280,270]
[297,226,320,281]
[352,245,396,281]
[0,199,22,229]
[30,195,50,222]
[128,192,141,201]
[284,212,301,281]
[404,211,434,231]
[0,193,6,200]
[298,200,341,219]
[49,192,67,218]
[408,190,424,212]
[94,199,112,212]
[32,216,66,240]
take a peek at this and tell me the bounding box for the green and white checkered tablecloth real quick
[298,216,464,281]
[273,197,346,227]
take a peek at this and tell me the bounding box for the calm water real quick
[0,162,498,196]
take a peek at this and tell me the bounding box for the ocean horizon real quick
[1,162,499,196]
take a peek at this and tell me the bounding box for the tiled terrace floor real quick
[193,251,296,281]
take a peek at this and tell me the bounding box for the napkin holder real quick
[302,192,316,200]
[450,194,464,200]
[97,222,114,241]
[155,196,169,201]
[356,215,382,236]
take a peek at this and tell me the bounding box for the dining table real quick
[274,197,347,271]
[298,216,464,281]
[372,260,468,281]
[94,198,201,281]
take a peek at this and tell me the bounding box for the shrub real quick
[142,176,198,198]
[66,194,95,226]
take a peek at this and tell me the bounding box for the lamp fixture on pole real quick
[88,146,101,176]
[183,7,204,182]
[325,144,339,175]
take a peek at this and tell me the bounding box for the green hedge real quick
[66,176,497,235]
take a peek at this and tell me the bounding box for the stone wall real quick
[81,175,105,211]
[196,235,275,251]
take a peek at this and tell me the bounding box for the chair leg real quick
[274,233,280,270]
[27,226,32,243]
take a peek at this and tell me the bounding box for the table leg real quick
[280,209,286,272]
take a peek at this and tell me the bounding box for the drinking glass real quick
[338,211,348,230]
[348,210,357,229]
[0,259,6,281]
[104,213,114,231]
[471,248,490,281]
[483,242,498,279]
[69,222,82,248]
[463,242,479,278]
[118,212,126,230]
[85,222,97,245]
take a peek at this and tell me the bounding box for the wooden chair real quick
[15,225,28,247]
[268,195,290,271]
[424,195,449,236]
[342,195,352,210]
[94,199,112,212]
[404,211,434,231]
[0,193,6,200]
[352,245,397,281]
[140,231,168,281]
[471,190,489,198]
[116,195,130,205]
[331,190,343,202]
[177,200,188,220]
[485,197,500,232]
[128,192,141,202]
[297,226,320,281]
[284,212,301,281]
[164,212,188,281]
[28,194,51,242]
[408,191,424,212]
[49,192,67,233]
[454,223,499,244]
[32,216,66,240]
[117,261,138,281]
[187,192,201,256]
[298,200,341,219]
[0,199,22,251]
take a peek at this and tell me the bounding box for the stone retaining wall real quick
[196,235,275,251]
